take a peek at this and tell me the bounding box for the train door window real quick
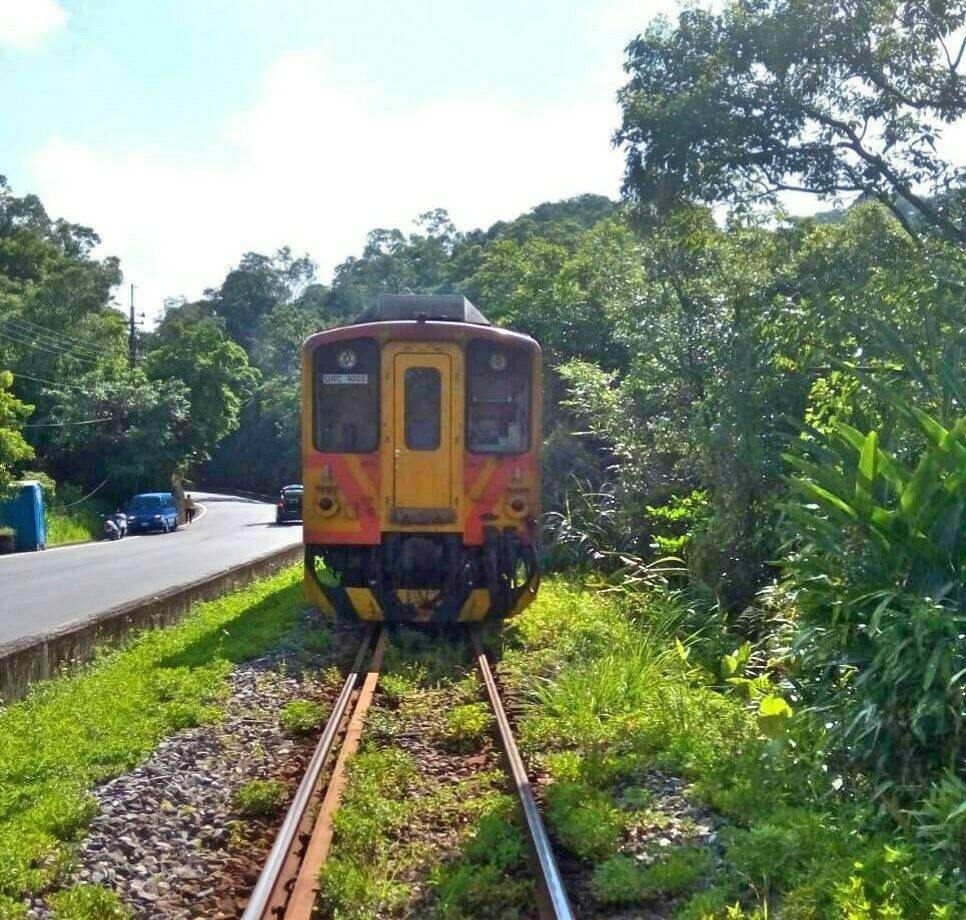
[313,338,380,452]
[404,367,441,450]
[467,341,530,453]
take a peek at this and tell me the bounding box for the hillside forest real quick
[0,0,964,915]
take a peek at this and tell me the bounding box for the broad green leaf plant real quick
[784,406,965,792]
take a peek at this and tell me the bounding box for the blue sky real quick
[2,0,685,317]
[10,0,959,322]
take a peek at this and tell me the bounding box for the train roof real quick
[353,294,491,326]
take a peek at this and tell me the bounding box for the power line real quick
[61,477,110,508]
[3,312,118,352]
[10,371,91,392]
[0,317,112,362]
[23,416,112,428]
[0,314,117,359]
[0,325,102,364]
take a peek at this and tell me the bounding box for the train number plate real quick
[322,373,368,384]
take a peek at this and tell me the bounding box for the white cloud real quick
[30,49,626,320]
[0,0,66,50]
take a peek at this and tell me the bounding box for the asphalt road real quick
[0,492,303,646]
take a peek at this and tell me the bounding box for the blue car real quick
[126,492,179,533]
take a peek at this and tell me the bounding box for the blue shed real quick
[0,481,47,551]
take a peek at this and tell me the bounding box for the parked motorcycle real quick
[102,511,127,541]
[112,511,128,538]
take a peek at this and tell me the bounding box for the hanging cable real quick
[9,371,91,392]
[23,416,112,427]
[0,319,108,362]
[0,326,102,363]
[1,315,118,360]
[0,312,118,352]
[60,477,111,508]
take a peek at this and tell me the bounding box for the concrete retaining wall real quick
[0,543,303,704]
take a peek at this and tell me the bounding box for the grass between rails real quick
[0,564,309,918]
[318,629,537,920]
[495,579,965,919]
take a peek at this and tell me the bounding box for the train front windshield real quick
[313,338,380,452]
[466,340,531,454]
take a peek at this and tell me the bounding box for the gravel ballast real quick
[27,617,359,920]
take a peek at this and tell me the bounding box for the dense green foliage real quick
[502,580,964,918]
[0,370,32,494]
[0,175,259,507]
[615,0,966,243]
[0,1,962,909]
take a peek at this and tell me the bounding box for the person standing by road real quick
[184,494,197,525]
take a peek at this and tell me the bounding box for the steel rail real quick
[285,629,387,917]
[242,625,378,920]
[471,633,575,920]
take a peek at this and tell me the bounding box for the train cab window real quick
[404,368,441,450]
[467,341,530,453]
[313,338,380,452]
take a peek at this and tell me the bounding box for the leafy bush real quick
[545,782,623,860]
[48,885,133,920]
[460,804,524,870]
[233,779,287,818]
[431,862,532,920]
[640,846,713,895]
[592,847,712,905]
[784,409,966,790]
[441,703,491,751]
[915,771,966,865]
[590,854,647,905]
[316,856,410,919]
[279,699,325,736]
[0,895,27,920]
[330,749,416,855]
[430,797,530,919]
[646,490,711,557]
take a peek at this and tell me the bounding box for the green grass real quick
[430,795,533,919]
[317,748,419,918]
[319,626,535,919]
[233,779,288,818]
[0,565,309,901]
[47,884,133,919]
[279,699,326,736]
[45,509,99,546]
[498,578,964,918]
[591,848,712,905]
[440,702,492,751]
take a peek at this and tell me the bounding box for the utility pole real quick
[128,285,145,364]
[129,284,136,364]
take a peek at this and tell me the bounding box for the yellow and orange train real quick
[301,294,541,623]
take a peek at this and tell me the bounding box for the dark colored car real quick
[126,492,179,533]
[276,485,303,524]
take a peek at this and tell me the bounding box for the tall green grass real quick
[0,565,307,903]
[500,580,963,918]
[45,509,99,546]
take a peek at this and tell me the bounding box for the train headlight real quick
[507,496,528,518]
[318,494,339,517]
[489,351,508,371]
[337,348,357,370]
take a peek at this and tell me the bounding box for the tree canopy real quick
[616,0,966,242]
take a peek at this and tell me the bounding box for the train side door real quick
[389,349,460,524]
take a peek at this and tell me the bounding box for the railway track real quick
[241,626,574,920]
